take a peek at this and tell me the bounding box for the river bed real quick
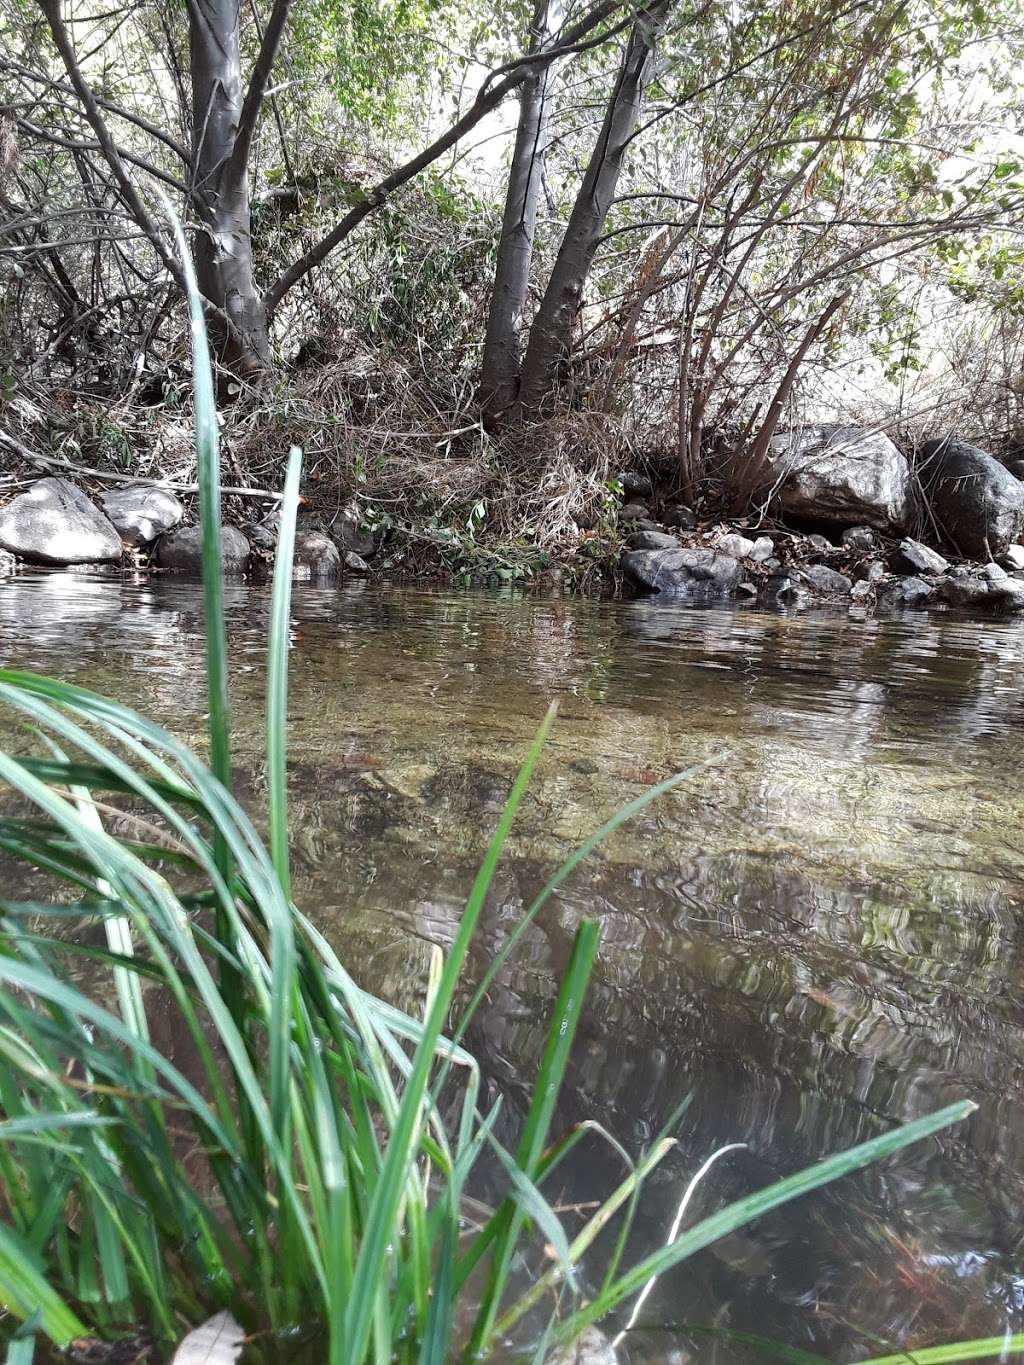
[2,569,1024,1363]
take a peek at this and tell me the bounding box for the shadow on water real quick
[3,569,1024,1361]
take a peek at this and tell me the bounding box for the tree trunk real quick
[515,0,673,416]
[188,0,270,378]
[479,0,563,423]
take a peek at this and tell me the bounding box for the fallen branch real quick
[0,431,283,501]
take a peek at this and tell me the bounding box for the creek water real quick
[3,569,1024,1363]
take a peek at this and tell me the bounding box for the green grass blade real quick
[267,446,302,899]
[0,1222,86,1346]
[467,918,599,1357]
[861,1335,1024,1364]
[550,1099,977,1346]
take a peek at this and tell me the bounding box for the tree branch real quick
[227,0,293,180]
[263,0,631,314]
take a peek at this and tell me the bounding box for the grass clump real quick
[0,229,1005,1364]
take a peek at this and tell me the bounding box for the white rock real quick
[0,477,122,564]
[765,425,911,531]
[101,486,184,546]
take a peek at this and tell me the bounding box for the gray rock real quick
[244,522,277,551]
[736,581,758,598]
[850,578,873,602]
[806,533,832,554]
[764,556,782,571]
[155,524,249,574]
[0,477,122,565]
[343,550,370,573]
[894,537,948,576]
[331,504,377,559]
[841,525,878,551]
[749,535,775,562]
[938,572,1024,611]
[716,532,756,559]
[293,530,341,580]
[662,505,696,530]
[865,559,886,583]
[879,575,934,608]
[982,561,1008,582]
[765,425,911,530]
[100,486,184,546]
[616,470,653,499]
[921,436,1024,558]
[631,518,663,532]
[618,502,649,524]
[797,564,853,596]
[626,530,679,551]
[621,546,744,597]
[0,548,16,574]
[998,543,1024,571]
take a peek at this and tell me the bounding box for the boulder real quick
[766,425,911,530]
[894,538,948,576]
[663,505,696,530]
[0,477,122,565]
[797,564,852,596]
[293,530,341,580]
[878,575,934,608]
[616,470,653,499]
[938,571,1024,612]
[716,532,756,559]
[921,437,1024,558]
[331,504,377,560]
[621,546,744,597]
[749,535,775,562]
[626,529,679,551]
[155,524,250,574]
[998,543,1024,571]
[100,486,184,546]
[841,525,879,551]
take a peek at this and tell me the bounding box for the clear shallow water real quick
[3,569,1024,1362]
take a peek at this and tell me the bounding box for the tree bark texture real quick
[188,0,270,376]
[479,0,564,422]
[516,0,674,416]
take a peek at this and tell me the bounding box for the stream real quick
[2,569,1024,1363]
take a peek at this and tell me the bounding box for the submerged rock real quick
[921,436,1024,558]
[100,486,184,546]
[894,537,948,576]
[0,477,122,565]
[155,524,250,574]
[621,546,744,597]
[765,425,911,530]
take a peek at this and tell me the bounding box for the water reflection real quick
[2,570,1024,1361]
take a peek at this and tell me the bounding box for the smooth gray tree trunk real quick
[479,0,563,423]
[189,0,271,377]
[516,0,673,416]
